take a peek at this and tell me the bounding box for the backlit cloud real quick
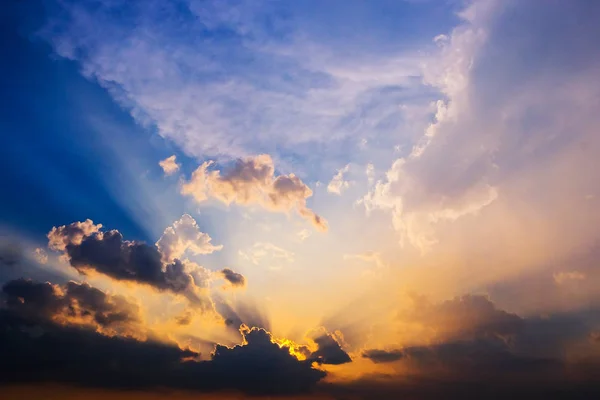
[156,214,222,264]
[159,155,180,176]
[182,155,327,231]
[327,164,350,195]
[47,220,214,312]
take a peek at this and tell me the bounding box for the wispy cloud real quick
[327,164,351,195]
[239,242,294,270]
[40,0,439,175]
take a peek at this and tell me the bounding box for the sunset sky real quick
[2,0,600,398]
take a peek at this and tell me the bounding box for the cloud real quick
[40,0,427,169]
[2,278,142,338]
[239,242,294,270]
[327,164,350,195]
[362,349,403,364]
[47,219,103,252]
[366,163,375,185]
[361,0,600,259]
[0,280,326,395]
[159,155,180,175]
[33,248,48,265]
[156,214,222,264]
[344,251,387,269]
[182,155,327,231]
[219,268,246,288]
[399,294,524,343]
[553,271,586,285]
[175,310,193,326]
[307,328,352,365]
[47,221,213,311]
[297,229,312,241]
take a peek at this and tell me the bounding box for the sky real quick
[1,0,600,398]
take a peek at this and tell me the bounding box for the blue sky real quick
[2,0,600,398]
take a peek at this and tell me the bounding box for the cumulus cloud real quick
[181,155,327,231]
[361,0,600,259]
[327,164,350,195]
[2,278,142,338]
[47,221,213,311]
[158,155,180,175]
[219,268,246,288]
[156,214,222,263]
[0,279,326,395]
[47,219,102,252]
[307,328,352,365]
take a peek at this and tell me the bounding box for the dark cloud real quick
[207,327,326,394]
[362,349,403,364]
[2,278,141,335]
[0,307,326,395]
[322,373,600,400]
[48,222,215,311]
[400,339,562,380]
[308,330,352,365]
[220,268,246,287]
[65,230,192,292]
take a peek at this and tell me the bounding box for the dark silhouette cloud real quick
[220,268,246,287]
[362,349,403,364]
[308,330,352,365]
[48,222,215,311]
[0,283,327,395]
[2,278,142,336]
[65,230,193,292]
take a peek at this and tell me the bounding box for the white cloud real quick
[181,154,328,231]
[40,0,430,172]
[239,242,294,270]
[327,164,351,195]
[159,155,180,175]
[156,214,223,263]
[361,0,600,257]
